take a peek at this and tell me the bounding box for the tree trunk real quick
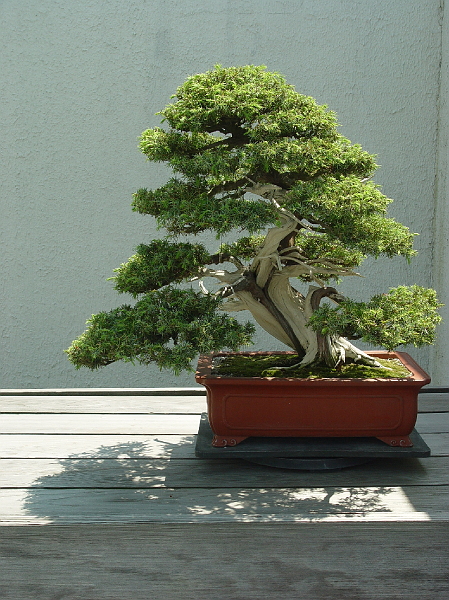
[226,277,382,369]
[218,186,383,369]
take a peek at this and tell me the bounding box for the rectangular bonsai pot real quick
[195,351,431,447]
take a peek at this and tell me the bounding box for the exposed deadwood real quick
[201,197,384,368]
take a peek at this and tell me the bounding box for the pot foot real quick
[212,435,248,447]
[376,435,413,447]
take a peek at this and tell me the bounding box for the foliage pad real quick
[66,288,254,374]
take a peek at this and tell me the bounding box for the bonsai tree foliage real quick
[67,65,441,374]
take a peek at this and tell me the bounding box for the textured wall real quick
[0,0,445,388]
[432,2,449,385]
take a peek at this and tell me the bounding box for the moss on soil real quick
[212,354,411,379]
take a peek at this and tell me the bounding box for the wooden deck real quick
[0,387,448,599]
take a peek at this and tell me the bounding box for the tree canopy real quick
[67,65,441,373]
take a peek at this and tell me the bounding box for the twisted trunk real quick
[229,274,380,369]
[217,185,382,369]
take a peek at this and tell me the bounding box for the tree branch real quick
[201,133,251,151]
[208,252,244,269]
[207,178,250,197]
[194,267,245,285]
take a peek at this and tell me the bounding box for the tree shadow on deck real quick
[22,438,432,522]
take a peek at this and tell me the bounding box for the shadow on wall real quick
[22,439,431,522]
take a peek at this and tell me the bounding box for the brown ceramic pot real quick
[195,351,431,448]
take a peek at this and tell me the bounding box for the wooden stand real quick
[195,413,431,470]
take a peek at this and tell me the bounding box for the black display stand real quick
[195,413,431,470]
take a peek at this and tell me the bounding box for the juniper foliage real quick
[66,66,441,373]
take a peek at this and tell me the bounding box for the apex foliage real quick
[67,65,441,373]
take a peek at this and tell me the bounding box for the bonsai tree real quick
[67,65,441,374]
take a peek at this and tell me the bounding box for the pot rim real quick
[195,350,431,386]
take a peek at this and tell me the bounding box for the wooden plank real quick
[416,412,449,433]
[421,433,449,456]
[0,393,445,414]
[0,387,445,396]
[0,486,448,524]
[418,392,449,413]
[0,523,448,599]
[0,413,200,434]
[0,434,197,459]
[0,432,445,459]
[0,456,447,488]
[1,411,446,434]
[0,388,206,395]
[0,395,207,414]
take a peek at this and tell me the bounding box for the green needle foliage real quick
[67,65,441,374]
[132,182,274,236]
[309,286,442,351]
[66,288,255,374]
[112,240,211,297]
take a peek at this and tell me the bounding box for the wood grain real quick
[1,485,448,524]
[0,434,197,458]
[0,389,447,600]
[0,456,447,488]
[0,524,448,599]
[0,392,445,413]
[418,392,449,412]
[1,432,446,458]
[0,413,200,434]
[1,411,446,434]
[0,395,207,414]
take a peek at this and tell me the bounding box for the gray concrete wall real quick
[432,0,449,385]
[1,0,446,388]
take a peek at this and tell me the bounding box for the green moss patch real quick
[212,354,411,379]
